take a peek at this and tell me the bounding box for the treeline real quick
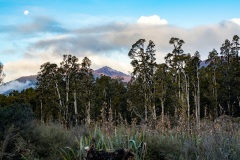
[0,35,240,128]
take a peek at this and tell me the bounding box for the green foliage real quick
[0,103,34,159]
[0,103,34,136]
[59,121,240,160]
[24,124,75,159]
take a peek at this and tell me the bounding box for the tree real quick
[165,37,190,123]
[187,51,201,128]
[220,39,232,64]
[128,39,157,122]
[231,35,240,58]
[37,62,62,123]
[220,38,235,116]
[154,63,169,122]
[59,55,80,128]
[205,49,219,118]
[0,62,5,85]
[79,57,94,125]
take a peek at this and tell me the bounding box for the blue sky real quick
[1,0,240,82]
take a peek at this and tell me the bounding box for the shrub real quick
[0,103,34,159]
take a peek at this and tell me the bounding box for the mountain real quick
[16,75,38,84]
[200,59,211,68]
[93,66,131,82]
[0,75,37,95]
[0,66,131,95]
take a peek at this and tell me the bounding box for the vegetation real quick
[0,62,5,85]
[0,35,240,159]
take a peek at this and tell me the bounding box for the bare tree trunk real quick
[40,100,43,124]
[55,80,64,126]
[55,80,63,108]
[86,101,91,125]
[178,67,181,100]
[73,91,78,125]
[197,67,200,129]
[182,70,190,129]
[152,83,156,120]
[144,92,148,122]
[144,74,148,122]
[186,76,190,130]
[193,83,198,126]
[204,106,207,118]
[174,72,179,121]
[194,92,197,120]
[161,98,164,123]
[65,76,69,128]
[213,69,218,118]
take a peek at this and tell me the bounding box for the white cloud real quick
[2,17,240,83]
[0,80,35,94]
[230,18,240,25]
[137,15,168,25]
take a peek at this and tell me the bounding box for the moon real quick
[24,10,29,15]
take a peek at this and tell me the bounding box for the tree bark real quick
[40,100,43,124]
[160,98,164,123]
[197,67,200,129]
[86,101,91,125]
[55,80,63,108]
[73,91,78,125]
[65,76,69,128]
[55,80,64,125]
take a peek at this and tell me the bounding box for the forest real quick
[0,35,240,159]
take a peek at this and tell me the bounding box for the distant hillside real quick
[93,66,131,82]
[0,66,130,95]
[16,75,38,83]
[200,59,211,68]
[0,75,37,95]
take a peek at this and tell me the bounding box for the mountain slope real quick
[93,66,131,82]
[0,75,37,95]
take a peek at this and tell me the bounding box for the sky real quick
[0,0,240,82]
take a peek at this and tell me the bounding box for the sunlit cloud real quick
[137,15,168,25]
[230,18,240,25]
[2,15,240,82]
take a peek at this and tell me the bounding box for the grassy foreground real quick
[59,117,240,160]
[1,115,240,160]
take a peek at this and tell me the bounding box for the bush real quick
[0,103,34,159]
[0,103,34,135]
[21,123,76,159]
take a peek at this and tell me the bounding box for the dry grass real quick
[59,115,240,160]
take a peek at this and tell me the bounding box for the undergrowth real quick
[1,109,240,160]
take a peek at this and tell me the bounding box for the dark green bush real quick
[25,124,76,159]
[0,103,34,159]
[0,103,34,135]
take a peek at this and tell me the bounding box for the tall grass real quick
[60,124,147,160]
[60,116,240,160]
[6,115,239,159]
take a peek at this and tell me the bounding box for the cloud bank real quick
[0,16,68,36]
[2,15,240,82]
[230,18,240,25]
[0,80,35,94]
